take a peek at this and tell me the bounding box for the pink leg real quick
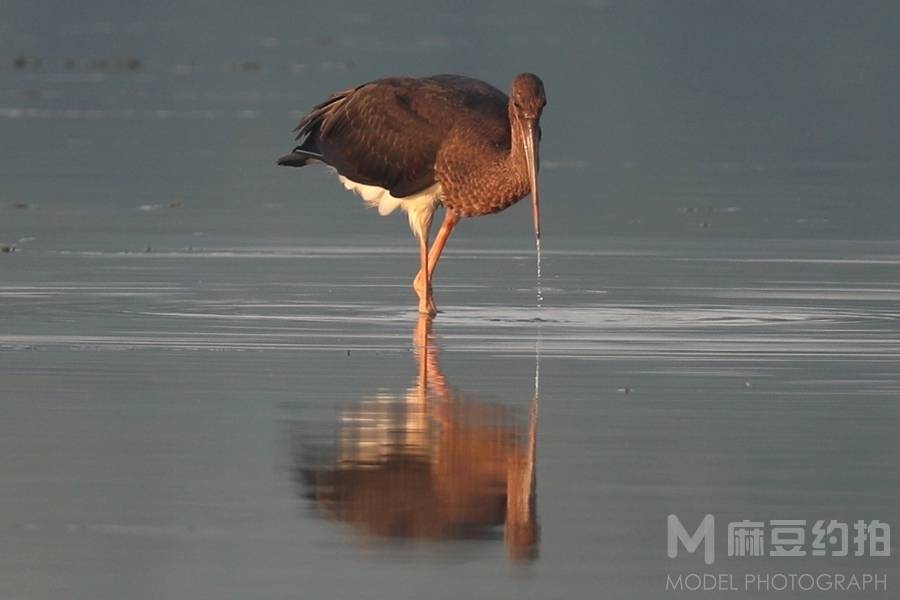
[414,211,458,315]
[427,212,459,277]
[415,233,435,316]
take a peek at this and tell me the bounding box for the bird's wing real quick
[317,79,445,197]
[298,76,508,198]
[426,75,510,141]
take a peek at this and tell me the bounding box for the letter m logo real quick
[668,514,715,565]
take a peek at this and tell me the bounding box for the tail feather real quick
[278,86,359,167]
[293,87,357,140]
[277,148,321,167]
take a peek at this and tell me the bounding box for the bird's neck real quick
[507,109,527,165]
[434,110,532,214]
[505,111,532,190]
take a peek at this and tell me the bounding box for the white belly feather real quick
[337,174,441,241]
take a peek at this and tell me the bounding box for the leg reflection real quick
[294,315,539,561]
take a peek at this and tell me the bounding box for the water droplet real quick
[535,237,543,307]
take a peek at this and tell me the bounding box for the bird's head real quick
[511,73,546,120]
[510,73,546,241]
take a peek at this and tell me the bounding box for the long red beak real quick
[522,119,541,241]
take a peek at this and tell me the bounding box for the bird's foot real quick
[414,270,438,316]
[418,300,437,317]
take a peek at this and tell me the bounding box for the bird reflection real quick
[293,316,539,561]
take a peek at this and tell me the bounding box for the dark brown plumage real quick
[278,73,547,316]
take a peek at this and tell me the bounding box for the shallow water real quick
[3,2,900,599]
[3,239,899,598]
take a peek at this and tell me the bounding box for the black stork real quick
[277,73,546,316]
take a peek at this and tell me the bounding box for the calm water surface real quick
[2,2,900,599]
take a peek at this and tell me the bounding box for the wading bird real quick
[278,73,546,316]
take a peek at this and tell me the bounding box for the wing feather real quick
[287,76,510,198]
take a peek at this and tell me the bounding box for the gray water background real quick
[2,2,899,599]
